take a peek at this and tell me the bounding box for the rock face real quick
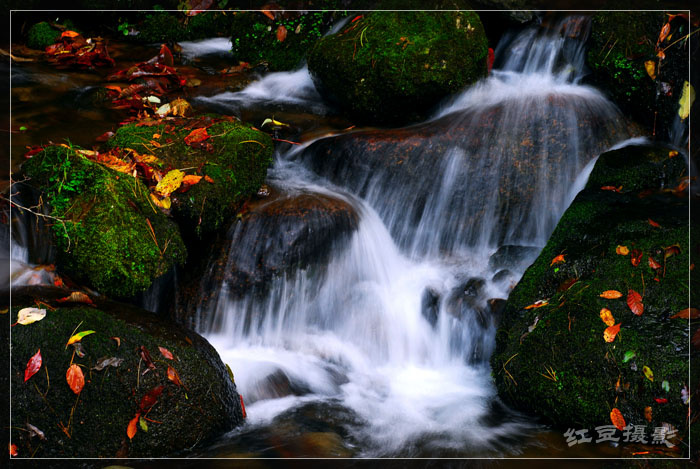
[10,287,244,458]
[585,11,690,142]
[491,144,690,439]
[21,145,187,299]
[307,9,488,126]
[175,187,359,327]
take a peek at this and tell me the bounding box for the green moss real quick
[27,21,60,49]
[133,11,232,43]
[307,9,488,125]
[21,145,186,298]
[104,118,273,237]
[491,144,690,448]
[10,295,242,457]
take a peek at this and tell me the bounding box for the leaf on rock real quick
[671,308,699,319]
[158,346,174,360]
[648,256,661,270]
[139,385,165,412]
[600,308,615,326]
[9,443,17,457]
[616,245,629,255]
[24,349,42,382]
[654,397,668,404]
[184,128,209,146]
[92,357,124,371]
[643,365,654,381]
[16,307,46,325]
[127,414,139,439]
[155,169,184,197]
[66,330,96,347]
[150,193,171,210]
[26,423,46,440]
[644,60,657,80]
[524,299,549,310]
[276,25,287,42]
[139,416,149,432]
[139,346,157,374]
[604,323,621,343]
[601,185,622,192]
[648,218,661,228]
[182,175,202,186]
[610,408,626,431]
[167,366,182,386]
[550,254,565,266]
[630,250,643,267]
[600,290,623,299]
[663,244,681,260]
[66,364,85,394]
[204,175,215,184]
[627,290,644,316]
[57,291,94,305]
[644,406,653,422]
[623,350,636,363]
[679,81,695,120]
[240,394,246,419]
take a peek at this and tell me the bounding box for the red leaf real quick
[630,249,643,267]
[671,308,700,319]
[9,443,18,457]
[648,218,660,228]
[276,25,287,42]
[139,346,157,373]
[158,346,174,360]
[186,0,213,16]
[66,364,85,394]
[184,128,209,146]
[627,289,644,316]
[655,398,668,404]
[648,256,661,270]
[240,394,246,419]
[139,385,165,412]
[487,48,495,73]
[158,44,174,68]
[167,366,182,386]
[127,414,139,439]
[24,349,42,382]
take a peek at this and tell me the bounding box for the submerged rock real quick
[21,145,186,299]
[491,144,690,442]
[307,9,488,125]
[10,286,243,458]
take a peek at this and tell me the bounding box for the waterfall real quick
[196,16,636,455]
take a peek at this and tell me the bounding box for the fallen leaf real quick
[670,308,699,319]
[61,30,80,38]
[66,364,85,394]
[167,366,183,386]
[139,346,157,374]
[550,254,565,266]
[16,307,46,325]
[627,290,644,316]
[66,330,96,347]
[9,443,17,457]
[648,256,661,270]
[260,9,275,20]
[658,22,671,44]
[72,342,86,358]
[184,128,209,146]
[643,365,654,381]
[524,299,549,309]
[139,416,149,432]
[150,193,171,210]
[57,291,94,305]
[654,397,668,404]
[669,150,679,158]
[261,117,289,128]
[204,175,215,184]
[678,81,695,120]
[155,169,185,197]
[111,336,121,347]
[600,290,623,299]
[657,49,666,60]
[623,350,636,363]
[644,406,653,422]
[182,175,202,186]
[610,408,626,430]
[92,357,124,371]
[158,346,174,360]
[601,185,622,192]
[662,380,670,392]
[663,244,681,260]
[24,349,42,382]
[604,323,621,342]
[139,385,164,412]
[644,60,656,80]
[616,245,629,255]
[26,423,46,440]
[600,308,615,326]
[169,98,191,116]
[648,218,661,228]
[127,414,139,439]
[240,394,246,419]
[276,25,287,42]
[630,249,643,266]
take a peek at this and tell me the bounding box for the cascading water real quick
[192,15,638,457]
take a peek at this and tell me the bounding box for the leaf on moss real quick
[139,416,149,432]
[630,249,643,267]
[184,128,209,146]
[127,414,139,439]
[679,81,695,120]
[644,60,656,80]
[648,218,661,228]
[663,244,681,260]
[167,366,183,386]
[15,307,46,325]
[604,323,621,343]
[600,290,623,299]
[182,175,202,186]
[648,256,661,270]
[24,349,42,382]
[66,330,95,347]
[155,169,184,197]
[57,291,94,305]
[671,308,699,319]
[600,308,615,326]
[601,185,622,193]
[276,25,287,42]
[139,385,164,412]
[610,408,626,430]
[524,300,549,310]
[627,290,644,316]
[66,364,85,394]
[92,357,124,371]
[158,346,174,360]
[550,254,565,266]
[616,245,629,255]
[643,365,654,381]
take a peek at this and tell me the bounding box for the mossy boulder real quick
[229,7,343,72]
[21,145,186,299]
[307,9,488,126]
[27,21,61,49]
[132,11,233,43]
[585,11,690,141]
[491,143,691,448]
[104,117,273,238]
[10,287,244,458]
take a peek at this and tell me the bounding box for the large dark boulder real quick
[491,143,691,448]
[307,9,489,126]
[9,287,244,458]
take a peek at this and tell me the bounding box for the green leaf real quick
[139,416,149,432]
[662,380,670,392]
[622,350,636,363]
[19,126,28,131]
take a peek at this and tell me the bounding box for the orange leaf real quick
[9,443,18,457]
[184,127,209,146]
[167,366,183,386]
[550,254,565,266]
[610,408,626,430]
[127,414,139,439]
[644,406,652,422]
[61,30,80,39]
[600,290,623,299]
[104,84,123,93]
[276,25,287,42]
[57,291,94,305]
[158,346,174,360]
[182,175,202,186]
[524,300,549,310]
[600,308,615,326]
[630,249,643,267]
[627,289,644,316]
[601,185,622,193]
[66,364,85,394]
[111,336,121,347]
[657,49,666,60]
[260,9,275,20]
[604,323,621,342]
[648,218,660,228]
[648,256,661,270]
[671,308,700,319]
[658,22,671,44]
[204,175,215,183]
[616,245,629,255]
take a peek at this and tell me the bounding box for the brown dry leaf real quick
[599,308,615,326]
[169,98,191,117]
[56,291,94,305]
[604,323,621,343]
[600,290,623,299]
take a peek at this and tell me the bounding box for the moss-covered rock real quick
[491,143,691,450]
[27,21,60,49]
[307,9,488,126]
[229,7,343,72]
[585,11,690,141]
[133,11,233,43]
[21,145,186,299]
[10,287,243,458]
[104,117,273,237]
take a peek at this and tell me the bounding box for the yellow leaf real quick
[644,60,656,80]
[150,193,171,210]
[679,81,695,120]
[155,169,184,197]
[616,245,629,255]
[599,308,615,326]
[66,330,95,347]
[643,365,654,381]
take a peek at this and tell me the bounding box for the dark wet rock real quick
[10,286,243,458]
[446,277,489,328]
[492,269,513,284]
[488,245,540,271]
[492,143,691,440]
[421,287,440,327]
[307,8,488,126]
[175,187,359,327]
[247,368,311,403]
[487,298,507,324]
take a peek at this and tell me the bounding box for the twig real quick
[1,194,73,250]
